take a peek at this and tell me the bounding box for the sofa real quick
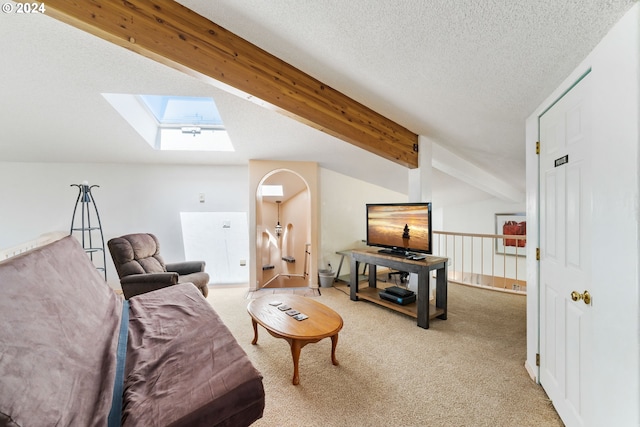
[0,235,264,426]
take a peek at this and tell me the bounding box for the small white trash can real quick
[318,269,335,288]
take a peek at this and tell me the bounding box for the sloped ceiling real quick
[0,0,635,206]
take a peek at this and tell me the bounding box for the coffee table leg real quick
[331,334,339,366]
[290,339,302,385]
[251,319,259,345]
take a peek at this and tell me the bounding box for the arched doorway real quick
[255,169,311,289]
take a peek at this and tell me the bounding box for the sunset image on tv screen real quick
[367,205,430,251]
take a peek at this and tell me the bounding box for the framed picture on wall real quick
[495,213,526,256]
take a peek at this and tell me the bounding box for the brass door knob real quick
[571,290,591,305]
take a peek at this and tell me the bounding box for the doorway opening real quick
[256,169,311,289]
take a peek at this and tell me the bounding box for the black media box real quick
[379,291,416,305]
[384,286,414,298]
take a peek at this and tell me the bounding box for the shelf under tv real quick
[355,285,444,320]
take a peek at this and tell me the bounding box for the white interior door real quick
[539,74,593,426]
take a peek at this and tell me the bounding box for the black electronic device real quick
[366,202,432,255]
[377,248,408,257]
[384,286,415,298]
[379,290,416,306]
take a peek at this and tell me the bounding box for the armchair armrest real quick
[119,272,179,299]
[120,272,179,285]
[165,261,206,275]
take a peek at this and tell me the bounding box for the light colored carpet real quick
[206,283,563,427]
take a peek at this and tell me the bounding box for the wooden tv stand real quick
[349,249,448,329]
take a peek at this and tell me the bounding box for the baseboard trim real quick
[524,360,538,383]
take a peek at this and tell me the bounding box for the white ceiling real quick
[0,0,635,206]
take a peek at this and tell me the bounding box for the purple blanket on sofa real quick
[123,285,265,426]
[0,236,264,426]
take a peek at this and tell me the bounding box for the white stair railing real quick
[433,231,526,294]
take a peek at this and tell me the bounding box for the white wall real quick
[0,161,411,289]
[0,162,248,288]
[440,197,525,233]
[319,168,406,274]
[525,4,639,426]
[180,211,250,284]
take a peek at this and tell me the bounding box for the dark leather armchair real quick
[108,233,209,299]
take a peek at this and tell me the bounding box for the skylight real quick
[260,185,284,197]
[102,93,234,152]
[139,95,223,126]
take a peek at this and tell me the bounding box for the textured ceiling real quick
[0,0,635,205]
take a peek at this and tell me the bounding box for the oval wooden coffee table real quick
[247,294,343,385]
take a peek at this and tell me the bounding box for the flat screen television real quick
[366,202,432,255]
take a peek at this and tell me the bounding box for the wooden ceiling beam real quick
[41,0,419,168]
